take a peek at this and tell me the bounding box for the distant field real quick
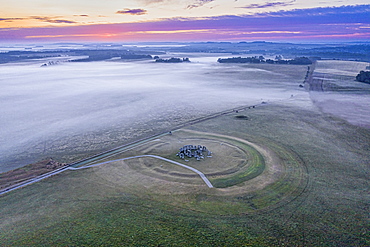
[1,60,369,246]
[310,60,370,128]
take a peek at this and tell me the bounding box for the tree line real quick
[155,57,190,63]
[217,56,313,65]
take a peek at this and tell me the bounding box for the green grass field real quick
[2,102,369,246]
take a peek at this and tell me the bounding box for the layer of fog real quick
[0,55,309,172]
[310,60,370,129]
[311,92,370,128]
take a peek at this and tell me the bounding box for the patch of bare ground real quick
[0,158,67,190]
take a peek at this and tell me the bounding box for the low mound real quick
[234,115,249,120]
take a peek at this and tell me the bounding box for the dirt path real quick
[70,155,214,188]
[0,166,70,195]
[0,154,214,195]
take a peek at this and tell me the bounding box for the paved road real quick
[1,155,213,195]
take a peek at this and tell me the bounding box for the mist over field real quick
[310,60,370,128]
[1,43,370,246]
[0,54,308,172]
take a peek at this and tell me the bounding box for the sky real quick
[0,0,369,43]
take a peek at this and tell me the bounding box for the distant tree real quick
[155,57,190,63]
[153,56,159,59]
[217,56,312,65]
[288,57,312,65]
[276,59,289,64]
[217,56,264,63]
[251,56,261,63]
[275,55,283,60]
[356,71,370,83]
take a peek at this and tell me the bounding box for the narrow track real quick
[71,155,214,188]
[0,155,213,195]
[0,166,70,195]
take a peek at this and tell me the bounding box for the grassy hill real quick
[1,102,369,246]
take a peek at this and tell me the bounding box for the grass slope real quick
[1,102,369,246]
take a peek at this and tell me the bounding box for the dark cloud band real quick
[0,16,76,24]
[116,9,147,15]
[240,0,296,9]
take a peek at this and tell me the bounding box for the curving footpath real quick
[0,155,213,195]
[70,155,214,188]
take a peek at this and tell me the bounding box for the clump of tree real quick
[286,57,313,65]
[41,61,61,67]
[356,71,370,84]
[217,56,312,65]
[155,57,190,63]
